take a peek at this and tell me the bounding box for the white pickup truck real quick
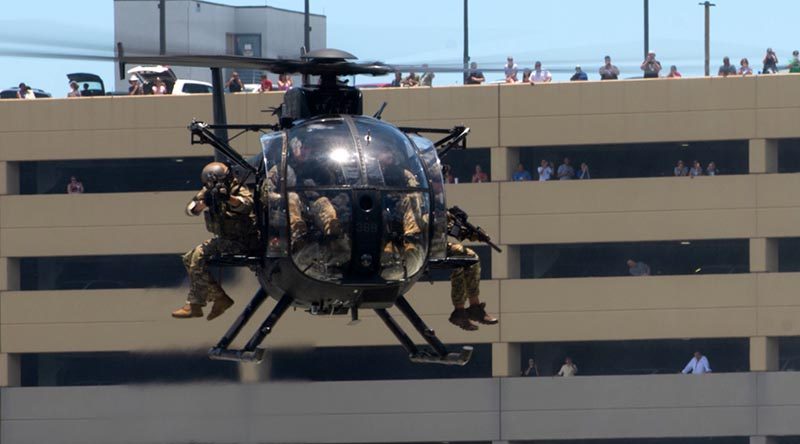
[127,65,213,95]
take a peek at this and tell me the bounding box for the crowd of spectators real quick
[12,47,800,98]
[507,158,592,182]
[674,160,718,177]
[522,351,712,377]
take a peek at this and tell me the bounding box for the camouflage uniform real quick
[447,242,481,305]
[263,165,340,243]
[380,169,425,274]
[183,180,259,306]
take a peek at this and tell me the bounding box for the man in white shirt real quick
[504,56,519,83]
[537,160,553,181]
[558,357,577,377]
[681,351,712,374]
[529,61,552,84]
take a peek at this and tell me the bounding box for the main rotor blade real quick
[0,49,116,62]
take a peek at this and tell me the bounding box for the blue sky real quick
[1,0,799,96]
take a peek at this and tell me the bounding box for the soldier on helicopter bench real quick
[445,210,499,331]
[172,162,261,320]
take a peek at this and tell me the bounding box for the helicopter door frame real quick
[262,131,290,258]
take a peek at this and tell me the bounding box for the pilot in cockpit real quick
[377,150,425,271]
[284,137,351,271]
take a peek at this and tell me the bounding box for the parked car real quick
[127,65,212,95]
[0,87,51,99]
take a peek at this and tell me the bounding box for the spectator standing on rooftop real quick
[504,56,519,83]
[277,73,293,90]
[471,165,488,183]
[667,65,682,78]
[152,77,167,95]
[738,58,753,76]
[128,76,143,95]
[627,259,651,276]
[391,71,402,87]
[67,81,81,98]
[17,83,35,99]
[522,358,539,377]
[763,48,779,74]
[66,176,84,194]
[788,50,800,73]
[402,72,420,87]
[599,55,620,80]
[577,162,591,179]
[674,160,689,176]
[530,61,552,84]
[689,160,704,177]
[512,163,532,181]
[420,65,435,87]
[641,51,662,78]
[558,357,578,377]
[226,71,244,93]
[681,351,712,374]
[258,74,273,93]
[521,68,532,83]
[718,57,737,77]
[465,62,485,85]
[570,65,588,81]
[706,161,718,176]
[557,157,575,180]
[537,160,553,181]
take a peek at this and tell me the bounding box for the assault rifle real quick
[447,206,502,253]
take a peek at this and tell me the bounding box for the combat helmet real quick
[201,162,230,185]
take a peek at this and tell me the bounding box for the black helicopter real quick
[113,46,502,366]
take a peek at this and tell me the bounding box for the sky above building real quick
[1,0,799,96]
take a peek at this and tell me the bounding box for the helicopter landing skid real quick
[208,289,294,363]
[375,295,473,366]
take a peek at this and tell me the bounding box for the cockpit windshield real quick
[264,116,438,284]
[354,118,428,189]
[286,119,360,188]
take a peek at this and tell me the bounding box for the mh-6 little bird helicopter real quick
[117,46,501,366]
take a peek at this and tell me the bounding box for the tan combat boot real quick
[448,308,479,331]
[467,302,498,325]
[171,303,203,319]
[207,294,234,321]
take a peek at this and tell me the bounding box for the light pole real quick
[159,0,166,55]
[699,1,716,76]
[643,0,649,60]
[463,0,469,83]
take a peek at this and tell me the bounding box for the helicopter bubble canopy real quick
[261,115,445,284]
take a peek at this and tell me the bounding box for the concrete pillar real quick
[239,361,269,383]
[750,436,778,444]
[0,161,19,195]
[750,336,779,372]
[750,238,778,273]
[492,245,520,280]
[749,139,778,174]
[490,146,518,182]
[492,342,520,377]
[0,353,21,387]
[0,258,20,291]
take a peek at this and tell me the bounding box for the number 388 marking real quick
[355,222,378,233]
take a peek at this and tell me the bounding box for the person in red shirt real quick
[259,74,273,93]
[471,164,489,183]
[667,65,682,78]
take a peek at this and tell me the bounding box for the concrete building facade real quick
[2,75,800,443]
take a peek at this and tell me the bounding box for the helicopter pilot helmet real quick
[201,162,231,187]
